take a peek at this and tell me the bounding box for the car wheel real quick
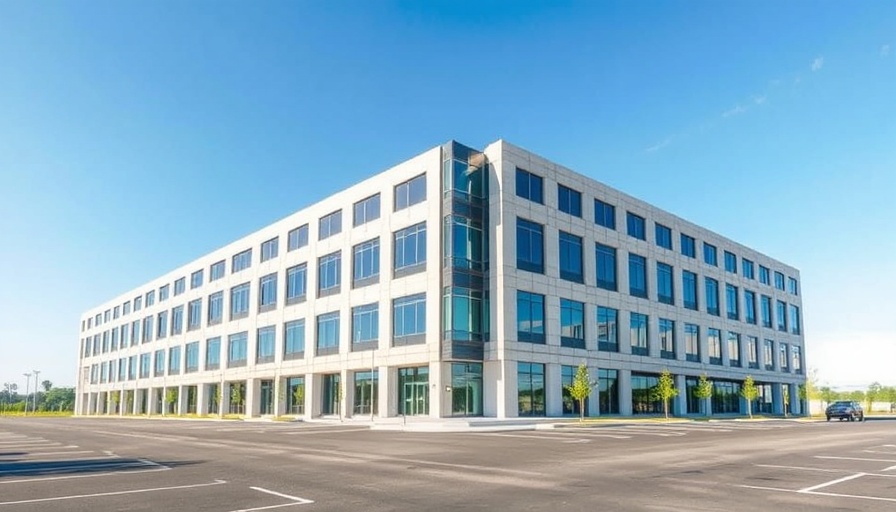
[826,416,831,422]
[849,415,855,422]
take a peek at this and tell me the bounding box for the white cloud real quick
[811,56,824,71]
[882,44,891,57]
[722,104,747,118]
[645,137,672,153]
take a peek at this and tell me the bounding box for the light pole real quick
[23,373,31,415]
[32,370,40,413]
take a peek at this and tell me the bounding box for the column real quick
[221,381,231,416]
[545,363,562,417]
[771,382,784,415]
[587,367,600,417]
[619,369,633,416]
[177,385,188,415]
[307,374,320,418]
[87,392,96,415]
[273,377,284,417]
[245,379,258,417]
[673,374,687,416]
[377,367,390,419]
[196,384,208,416]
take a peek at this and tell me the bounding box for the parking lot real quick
[1,416,894,511]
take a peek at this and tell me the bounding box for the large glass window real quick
[558,184,582,217]
[256,326,276,364]
[515,168,543,204]
[659,318,675,359]
[562,365,588,416]
[776,300,787,332]
[318,251,341,295]
[207,292,223,326]
[705,277,720,316]
[393,294,426,344]
[171,306,183,335]
[760,295,773,328]
[443,287,484,341]
[759,265,771,285]
[156,310,168,339]
[764,339,775,371]
[597,306,618,352]
[684,323,700,362]
[632,373,661,414]
[287,376,305,414]
[681,234,696,258]
[185,342,199,373]
[451,363,483,417]
[517,291,545,344]
[788,277,799,295]
[286,263,307,304]
[142,315,153,343]
[445,215,484,271]
[657,262,674,305]
[744,290,756,324]
[779,343,790,372]
[742,259,755,280]
[232,249,252,273]
[316,312,340,355]
[283,319,305,360]
[789,305,801,335]
[191,269,203,289]
[352,238,380,286]
[725,284,739,320]
[352,303,379,350]
[446,156,484,200]
[560,298,585,349]
[774,271,786,291]
[599,369,619,414]
[394,222,427,272]
[626,212,646,240]
[628,253,647,298]
[318,210,343,240]
[655,223,672,250]
[558,231,583,283]
[210,260,225,281]
[724,251,737,273]
[259,273,278,310]
[727,331,741,367]
[630,312,648,356]
[230,282,250,319]
[395,174,426,211]
[747,336,759,369]
[792,346,803,374]
[153,349,165,376]
[703,243,717,266]
[139,353,151,378]
[594,199,615,229]
[712,380,741,414]
[261,237,279,262]
[682,270,698,310]
[205,337,221,370]
[353,371,378,416]
[595,243,617,291]
[227,332,248,368]
[353,194,381,226]
[708,328,722,365]
[518,362,545,417]
[287,224,309,251]
[321,373,340,416]
[173,278,185,297]
[516,218,544,274]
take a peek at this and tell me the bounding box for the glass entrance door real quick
[451,363,482,416]
[322,374,340,415]
[398,366,429,415]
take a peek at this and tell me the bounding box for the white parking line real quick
[754,464,842,473]
[284,427,369,435]
[799,472,865,493]
[815,456,896,463]
[228,486,315,511]
[739,483,896,503]
[0,479,226,506]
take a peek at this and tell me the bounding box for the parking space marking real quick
[0,479,227,506]
[0,450,94,459]
[284,427,369,435]
[798,472,865,492]
[754,464,843,474]
[739,483,896,503]
[228,486,315,511]
[815,456,896,463]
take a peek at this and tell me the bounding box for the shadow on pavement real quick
[0,458,203,478]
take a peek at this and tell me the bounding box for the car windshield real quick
[831,401,852,406]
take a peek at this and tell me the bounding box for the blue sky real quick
[1,1,893,391]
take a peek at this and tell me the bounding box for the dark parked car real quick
[825,400,865,422]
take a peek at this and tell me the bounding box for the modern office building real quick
[76,140,806,419]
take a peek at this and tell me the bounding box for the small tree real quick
[741,376,759,418]
[694,374,713,416]
[110,390,121,414]
[867,382,882,413]
[41,380,53,392]
[798,384,808,415]
[651,369,679,420]
[292,384,305,415]
[164,388,178,415]
[782,386,790,418]
[565,363,596,422]
[230,383,244,415]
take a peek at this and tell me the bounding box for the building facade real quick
[75,140,806,419]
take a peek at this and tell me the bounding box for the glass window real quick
[703,243,717,266]
[352,238,380,286]
[597,306,618,352]
[517,290,545,344]
[776,300,787,332]
[394,222,427,272]
[227,332,248,368]
[187,299,202,331]
[190,270,203,289]
[156,310,168,339]
[261,237,279,262]
[395,174,426,211]
[595,243,617,291]
[232,249,252,273]
[123,301,131,315]
[626,212,646,240]
[283,319,305,360]
[443,288,485,351]
[146,290,155,307]
[168,346,181,375]
[630,312,648,356]
[142,315,153,343]
[655,223,672,250]
[632,373,662,414]
[286,263,307,304]
[113,306,120,319]
[681,234,696,258]
[259,273,278,310]
[316,312,340,355]
[774,271,785,291]
[393,294,426,342]
[682,270,698,310]
[742,259,755,280]
[657,262,674,305]
[779,343,789,371]
[160,284,171,301]
[760,295,773,328]
[726,284,739,320]
[599,369,619,414]
[353,194,381,226]
[628,253,647,298]
[185,342,199,373]
[515,168,543,204]
[558,231,583,283]
[747,336,759,369]
[708,328,722,365]
[764,339,775,371]
[353,370,379,416]
[759,265,771,285]
[318,251,341,294]
[256,325,276,364]
[210,260,225,281]
[445,215,484,271]
[594,199,616,229]
[134,296,142,311]
[205,337,220,370]
[561,365,587,416]
[208,291,223,325]
[792,345,803,374]
[559,298,585,349]
[724,251,737,273]
[153,349,165,376]
[230,283,250,319]
[705,277,719,316]
[558,184,582,217]
[287,224,309,251]
[788,277,799,295]
[659,318,675,359]
[448,156,484,200]
[684,323,700,362]
[352,303,379,349]
[789,305,801,335]
[744,290,756,324]
[287,376,305,414]
[173,278,185,296]
[517,362,545,416]
[139,353,151,378]
[171,305,183,335]
[728,332,741,367]
[516,218,544,274]
[319,210,343,240]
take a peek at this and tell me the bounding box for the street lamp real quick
[23,373,31,415]
[32,370,40,413]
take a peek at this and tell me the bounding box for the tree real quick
[43,387,74,412]
[884,386,896,413]
[694,374,713,416]
[782,385,790,418]
[41,380,52,392]
[230,383,244,415]
[565,363,596,422]
[741,376,759,418]
[292,383,305,415]
[819,386,837,407]
[110,390,121,414]
[651,369,678,420]
[867,382,882,413]
[164,388,178,415]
